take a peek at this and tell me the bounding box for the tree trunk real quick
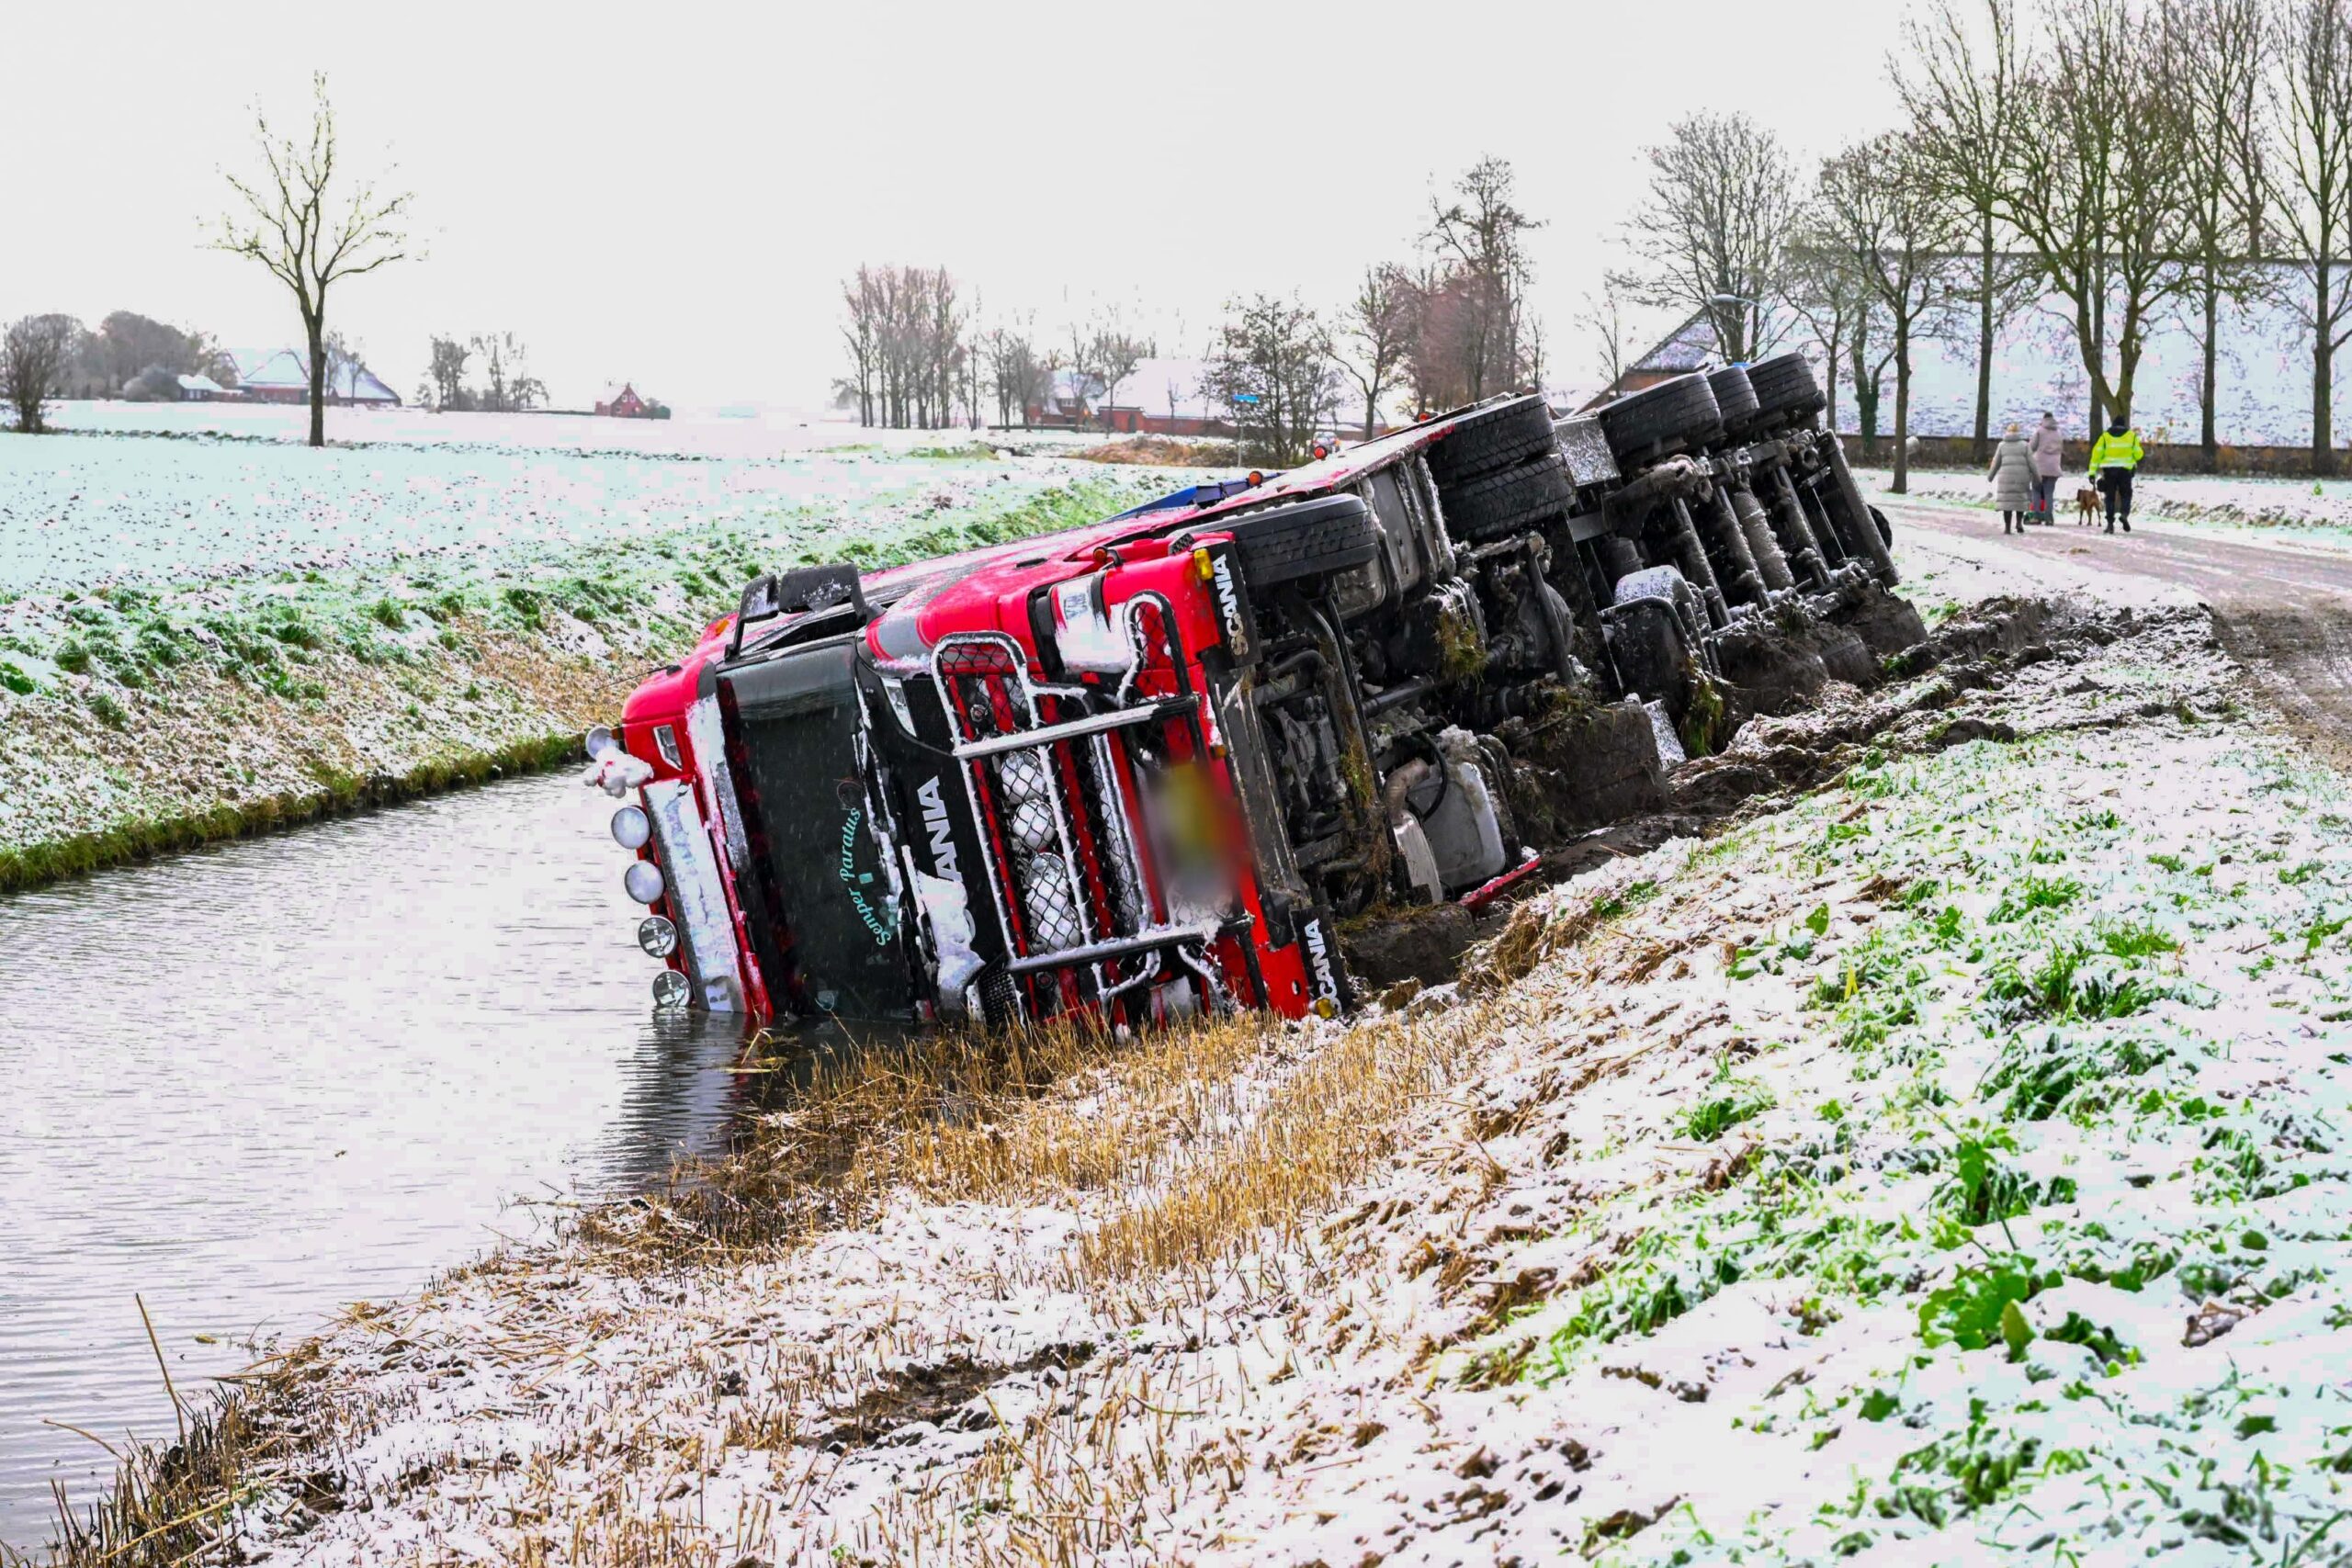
[2200,277,2219,473]
[1973,212,1995,467]
[1821,334,1840,437]
[2088,255,2108,435]
[1893,317,1912,497]
[305,314,326,448]
[2316,265,2337,479]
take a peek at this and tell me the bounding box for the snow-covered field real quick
[1,405,1102,598]
[143,566,2352,1566]
[0,404,1183,882]
[38,400,1101,460]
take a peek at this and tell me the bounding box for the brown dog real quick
[2075,485,2100,526]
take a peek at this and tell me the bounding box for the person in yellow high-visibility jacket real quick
[2086,420,2145,536]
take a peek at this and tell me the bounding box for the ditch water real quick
[0,772,757,1551]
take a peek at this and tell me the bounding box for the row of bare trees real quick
[1606,0,2352,484]
[0,310,243,432]
[418,333,548,412]
[836,159,1549,463]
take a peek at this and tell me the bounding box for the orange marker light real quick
[1193,547,1214,582]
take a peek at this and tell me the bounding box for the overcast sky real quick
[3,1,1909,414]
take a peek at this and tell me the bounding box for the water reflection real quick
[0,773,753,1551]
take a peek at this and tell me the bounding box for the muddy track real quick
[1892,500,2352,772]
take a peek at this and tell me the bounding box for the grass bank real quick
[0,467,1178,893]
[30,586,2350,1568]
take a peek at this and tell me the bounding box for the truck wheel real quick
[1747,352,1826,424]
[1220,494,1382,588]
[1595,373,1724,465]
[1707,366,1761,437]
[1426,395,1556,484]
[1444,453,1577,541]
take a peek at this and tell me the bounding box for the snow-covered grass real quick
[53,585,2351,1568]
[0,420,1105,598]
[0,433,1188,886]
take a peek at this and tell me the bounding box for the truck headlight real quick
[651,969,690,1009]
[637,915,678,957]
[624,860,665,904]
[611,805,651,850]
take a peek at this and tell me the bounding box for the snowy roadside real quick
[0,460,1181,887]
[67,562,2346,1566]
[1860,464,2352,554]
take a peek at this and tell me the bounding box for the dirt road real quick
[1891,499,2352,766]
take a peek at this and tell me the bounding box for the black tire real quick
[1220,494,1382,588]
[1426,395,1556,484]
[1444,453,1577,541]
[1594,374,1724,464]
[1708,366,1761,436]
[1871,504,1894,547]
[1747,352,1825,423]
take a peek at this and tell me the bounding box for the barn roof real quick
[1628,311,1716,377]
[224,347,400,403]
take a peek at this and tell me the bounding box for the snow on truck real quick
[588,354,1922,1029]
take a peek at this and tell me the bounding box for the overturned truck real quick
[590,352,1924,1028]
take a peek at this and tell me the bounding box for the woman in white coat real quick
[1988,422,2035,535]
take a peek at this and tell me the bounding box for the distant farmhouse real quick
[225,347,401,407]
[1596,273,2352,462]
[595,382,670,419]
[174,373,228,401]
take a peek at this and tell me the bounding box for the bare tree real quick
[1340,264,1414,434]
[976,316,1051,427]
[1423,157,1543,400]
[840,267,881,424]
[467,332,548,412]
[1062,319,1102,429]
[214,74,413,448]
[1576,277,1635,406]
[1623,112,1795,362]
[425,335,471,412]
[2269,0,2352,472]
[1896,0,2039,463]
[2162,0,2269,469]
[2,315,76,434]
[1818,134,1964,492]
[2000,0,2198,429]
[1777,223,1875,434]
[1201,295,1339,467]
[838,265,969,429]
[1089,312,1152,429]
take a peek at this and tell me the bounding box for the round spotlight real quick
[610,804,651,850]
[585,725,617,761]
[651,969,691,1009]
[624,860,665,904]
[637,915,678,958]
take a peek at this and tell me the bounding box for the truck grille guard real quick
[924,593,1265,1022]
